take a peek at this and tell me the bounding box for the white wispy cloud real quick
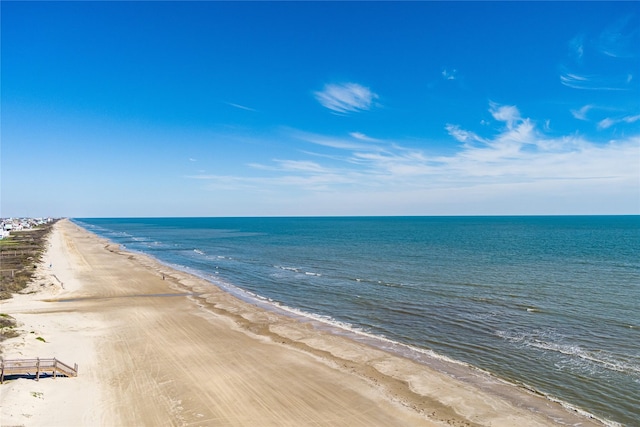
[349,132,381,142]
[560,70,632,91]
[188,103,639,214]
[290,129,383,152]
[445,124,485,145]
[569,35,585,61]
[560,72,590,87]
[191,164,357,193]
[226,102,257,112]
[489,103,521,129]
[569,104,640,131]
[271,159,331,174]
[571,104,593,121]
[598,114,640,130]
[598,118,615,130]
[442,68,458,80]
[314,83,379,114]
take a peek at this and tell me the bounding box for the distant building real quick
[0,217,54,239]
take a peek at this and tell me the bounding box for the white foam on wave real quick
[275,265,301,273]
[262,298,468,368]
[273,265,322,277]
[496,329,640,377]
[544,393,623,427]
[348,276,404,288]
[113,231,133,238]
[539,343,639,376]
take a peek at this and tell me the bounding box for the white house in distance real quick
[0,217,54,239]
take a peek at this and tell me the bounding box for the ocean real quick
[73,216,639,426]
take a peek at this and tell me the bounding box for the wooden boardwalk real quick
[1,357,78,383]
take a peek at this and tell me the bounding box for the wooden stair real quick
[1,357,78,383]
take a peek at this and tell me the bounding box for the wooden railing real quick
[1,357,78,383]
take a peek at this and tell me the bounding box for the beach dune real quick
[0,220,601,426]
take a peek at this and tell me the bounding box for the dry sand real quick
[0,219,603,427]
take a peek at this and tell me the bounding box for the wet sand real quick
[0,219,602,426]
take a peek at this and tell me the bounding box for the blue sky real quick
[2,1,639,217]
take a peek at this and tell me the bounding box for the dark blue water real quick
[73,216,640,426]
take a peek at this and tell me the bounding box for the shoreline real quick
[0,219,605,426]
[140,257,614,427]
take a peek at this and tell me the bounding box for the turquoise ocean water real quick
[73,216,639,426]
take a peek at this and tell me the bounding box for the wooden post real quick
[74,363,78,376]
[53,359,57,379]
[36,358,40,381]
[1,359,4,384]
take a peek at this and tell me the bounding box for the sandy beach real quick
[0,219,603,427]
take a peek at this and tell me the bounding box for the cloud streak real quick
[314,83,379,114]
[598,114,640,130]
[571,104,593,121]
[560,71,633,91]
[226,102,257,112]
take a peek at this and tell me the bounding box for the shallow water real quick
[74,216,640,426]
